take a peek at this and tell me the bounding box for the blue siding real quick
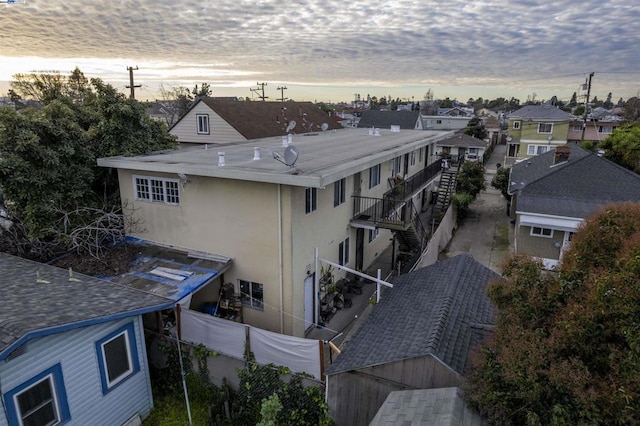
[0,316,153,426]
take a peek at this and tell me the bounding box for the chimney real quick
[554,145,570,164]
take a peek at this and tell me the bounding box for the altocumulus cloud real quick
[0,0,639,96]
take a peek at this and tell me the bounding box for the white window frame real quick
[418,147,424,163]
[339,237,350,266]
[391,156,402,176]
[134,175,180,205]
[8,365,70,426]
[334,178,346,207]
[527,145,552,156]
[305,187,317,214]
[369,164,381,189]
[409,151,416,166]
[572,124,582,131]
[530,226,553,238]
[368,228,379,243]
[95,323,140,395]
[513,121,521,129]
[598,125,613,134]
[239,279,264,309]
[196,114,210,134]
[537,122,553,134]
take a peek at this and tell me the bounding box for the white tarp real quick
[180,309,246,359]
[250,327,321,380]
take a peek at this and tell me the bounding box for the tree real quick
[466,202,640,425]
[191,82,212,98]
[454,161,486,219]
[10,71,66,103]
[158,83,193,126]
[603,92,614,109]
[568,92,578,107]
[464,117,488,140]
[491,166,511,201]
[599,123,640,173]
[0,69,177,258]
[623,97,640,122]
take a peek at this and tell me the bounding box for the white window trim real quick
[409,151,416,166]
[368,228,379,243]
[305,187,317,214]
[13,374,61,425]
[196,114,210,135]
[239,279,264,309]
[537,122,553,134]
[334,178,346,207]
[97,327,136,391]
[369,164,381,189]
[527,145,552,156]
[598,125,613,134]
[133,175,180,205]
[530,226,554,238]
[513,121,521,129]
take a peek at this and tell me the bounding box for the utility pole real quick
[580,72,594,144]
[276,86,288,102]
[126,66,141,100]
[250,82,268,101]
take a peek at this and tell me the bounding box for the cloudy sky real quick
[1,0,639,103]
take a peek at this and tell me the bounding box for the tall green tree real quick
[464,117,488,140]
[491,166,511,201]
[599,123,640,173]
[466,202,640,425]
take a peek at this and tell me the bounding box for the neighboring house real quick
[483,115,502,145]
[325,254,500,426]
[98,128,454,337]
[508,144,640,269]
[566,108,625,145]
[0,253,173,426]
[169,98,341,145]
[356,110,422,130]
[422,107,474,131]
[435,133,489,163]
[505,105,574,165]
[146,100,178,126]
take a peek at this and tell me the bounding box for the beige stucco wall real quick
[515,223,562,260]
[170,101,245,144]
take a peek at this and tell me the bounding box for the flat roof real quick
[97,128,454,188]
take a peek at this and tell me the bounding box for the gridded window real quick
[134,176,180,205]
[5,364,70,426]
[537,123,553,134]
[196,114,210,134]
[305,187,317,214]
[339,237,350,266]
[598,125,613,134]
[572,124,583,131]
[239,280,264,309]
[530,227,553,238]
[368,228,379,243]
[334,178,346,207]
[513,121,521,129]
[527,145,552,156]
[95,322,140,394]
[369,164,381,189]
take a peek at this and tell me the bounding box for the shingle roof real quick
[516,151,640,218]
[356,110,421,130]
[437,133,488,149]
[0,253,173,360]
[326,255,500,376]
[507,104,574,121]
[193,98,342,139]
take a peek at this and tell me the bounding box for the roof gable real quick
[326,255,500,376]
[356,110,420,130]
[437,133,488,148]
[508,105,574,121]
[0,253,173,360]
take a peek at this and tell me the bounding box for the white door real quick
[304,275,314,330]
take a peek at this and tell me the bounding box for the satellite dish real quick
[284,145,299,166]
[286,120,297,133]
[321,122,329,132]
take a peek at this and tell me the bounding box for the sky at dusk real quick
[1,0,639,104]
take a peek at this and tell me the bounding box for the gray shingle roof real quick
[511,146,640,218]
[0,253,173,360]
[437,133,488,149]
[357,110,421,129]
[507,105,574,121]
[326,255,500,376]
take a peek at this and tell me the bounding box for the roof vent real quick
[390,125,400,132]
[287,134,293,145]
[253,147,261,160]
[218,152,225,167]
[282,136,288,147]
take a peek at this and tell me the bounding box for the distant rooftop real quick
[508,104,574,121]
[98,128,454,188]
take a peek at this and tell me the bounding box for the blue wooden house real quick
[0,253,174,426]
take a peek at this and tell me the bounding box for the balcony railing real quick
[384,160,443,201]
[352,196,406,228]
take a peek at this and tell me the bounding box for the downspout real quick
[278,184,284,333]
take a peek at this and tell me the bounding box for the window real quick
[391,156,402,176]
[5,364,70,426]
[368,228,379,243]
[572,124,583,131]
[334,178,346,207]
[537,123,553,134]
[513,121,521,129]
[418,147,424,162]
[530,226,553,238]
[339,237,350,266]
[436,119,442,124]
[96,322,140,394]
[305,187,317,214]
[598,125,613,134]
[239,280,264,309]
[527,145,552,156]
[369,164,381,189]
[410,151,416,166]
[196,114,210,134]
[134,176,180,205]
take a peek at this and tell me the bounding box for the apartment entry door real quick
[355,228,364,271]
[304,274,314,330]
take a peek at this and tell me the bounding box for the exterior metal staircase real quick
[431,168,458,227]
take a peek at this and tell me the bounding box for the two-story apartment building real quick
[566,108,625,145]
[98,128,453,337]
[505,105,574,165]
